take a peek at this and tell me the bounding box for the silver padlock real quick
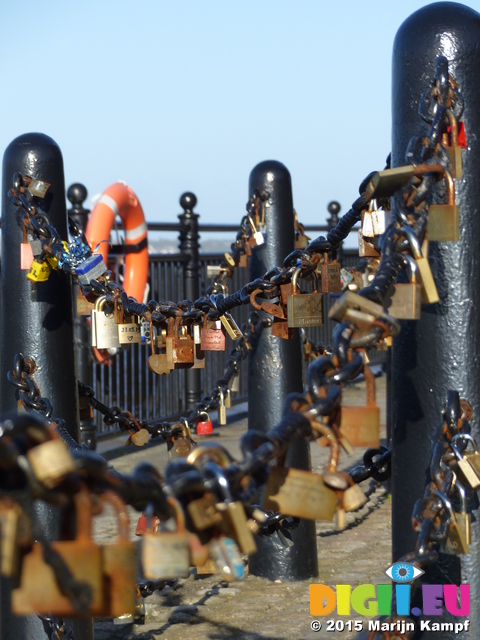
[91,296,121,349]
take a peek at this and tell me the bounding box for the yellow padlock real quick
[26,259,52,282]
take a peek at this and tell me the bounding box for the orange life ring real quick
[85,182,148,302]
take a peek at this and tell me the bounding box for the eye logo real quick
[385,562,424,583]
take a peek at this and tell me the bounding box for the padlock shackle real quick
[291,267,319,293]
[412,163,455,206]
[166,496,185,533]
[202,460,233,503]
[94,295,108,313]
[187,441,233,467]
[453,476,467,513]
[446,109,459,146]
[101,490,130,541]
[452,432,478,453]
[402,254,418,285]
[400,226,423,260]
[311,419,340,472]
[432,489,457,524]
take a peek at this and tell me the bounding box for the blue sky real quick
[1,0,477,235]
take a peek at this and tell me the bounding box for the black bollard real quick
[0,134,92,639]
[391,4,480,638]
[247,160,318,580]
[178,192,203,411]
[68,183,96,450]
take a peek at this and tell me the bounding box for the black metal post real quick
[391,4,480,638]
[67,183,96,450]
[178,192,203,411]
[247,160,318,580]
[0,133,92,640]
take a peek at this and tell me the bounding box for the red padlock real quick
[135,513,159,536]
[196,412,213,436]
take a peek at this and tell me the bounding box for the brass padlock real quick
[340,364,380,448]
[26,437,77,489]
[450,434,480,490]
[262,466,338,522]
[401,226,439,305]
[217,387,227,426]
[141,498,190,580]
[444,109,463,179]
[434,490,469,555]
[363,165,415,200]
[99,491,136,617]
[329,290,384,324]
[319,251,342,293]
[169,421,194,460]
[187,493,223,530]
[340,473,368,512]
[287,268,324,328]
[207,465,257,556]
[427,166,459,242]
[0,499,32,579]
[443,482,471,554]
[91,296,121,349]
[174,317,194,365]
[386,254,421,320]
[12,486,104,616]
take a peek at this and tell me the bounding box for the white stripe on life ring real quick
[125,221,148,241]
[98,194,119,216]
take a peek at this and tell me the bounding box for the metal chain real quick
[37,615,74,640]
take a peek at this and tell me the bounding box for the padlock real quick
[262,466,338,522]
[196,412,214,436]
[27,178,51,198]
[224,388,232,409]
[0,499,32,579]
[99,491,136,617]
[340,364,380,448]
[386,254,421,320]
[118,318,142,344]
[426,167,459,242]
[444,109,463,179]
[433,490,469,555]
[168,421,194,460]
[200,317,226,351]
[228,371,240,394]
[26,437,77,489]
[239,233,252,267]
[245,215,265,247]
[206,464,257,555]
[75,254,108,286]
[91,296,121,349]
[329,290,384,324]
[358,201,381,258]
[444,481,471,554]
[26,258,51,282]
[141,498,190,580]
[166,317,194,367]
[12,485,104,616]
[76,291,95,316]
[217,387,227,426]
[287,268,324,328]
[208,536,245,581]
[295,220,310,249]
[400,226,439,305]
[450,434,480,490]
[339,473,368,512]
[187,493,223,530]
[363,164,415,200]
[219,311,243,341]
[319,250,342,293]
